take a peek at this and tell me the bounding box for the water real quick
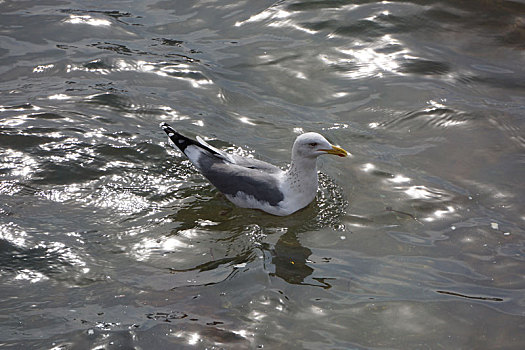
[1,0,524,348]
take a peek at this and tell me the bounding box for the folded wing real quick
[160,122,285,206]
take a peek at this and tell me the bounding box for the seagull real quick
[160,122,349,216]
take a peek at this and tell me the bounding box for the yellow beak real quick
[321,145,349,158]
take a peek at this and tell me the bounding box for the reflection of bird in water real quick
[271,230,332,288]
[160,122,348,216]
[272,231,313,284]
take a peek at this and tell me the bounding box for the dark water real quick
[1,0,524,348]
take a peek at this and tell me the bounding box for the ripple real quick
[61,9,137,25]
[131,235,192,262]
[0,149,38,179]
[400,59,451,76]
[0,228,95,285]
[436,290,503,302]
[67,58,210,89]
[64,15,112,27]
[375,100,471,130]
[0,221,28,248]
[88,186,151,215]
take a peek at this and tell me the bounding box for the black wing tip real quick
[160,122,177,135]
[159,122,195,153]
[160,122,171,130]
[159,122,221,156]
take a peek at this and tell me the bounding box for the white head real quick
[291,132,348,160]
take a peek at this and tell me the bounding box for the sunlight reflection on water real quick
[65,15,112,27]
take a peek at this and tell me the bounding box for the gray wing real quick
[197,152,284,206]
[229,154,283,173]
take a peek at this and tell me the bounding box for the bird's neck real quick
[285,156,319,190]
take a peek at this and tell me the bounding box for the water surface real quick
[1,0,524,348]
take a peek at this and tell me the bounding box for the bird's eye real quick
[308,142,318,147]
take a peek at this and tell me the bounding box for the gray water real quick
[1,0,524,349]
